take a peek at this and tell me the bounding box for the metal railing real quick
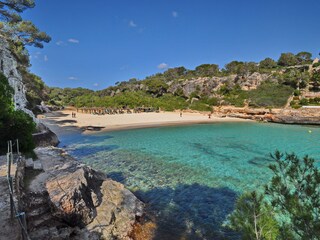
[6,140,31,240]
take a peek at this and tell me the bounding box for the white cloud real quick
[129,20,137,27]
[56,41,65,46]
[68,76,78,80]
[44,55,48,62]
[93,83,99,87]
[157,63,169,70]
[68,38,80,44]
[172,11,178,18]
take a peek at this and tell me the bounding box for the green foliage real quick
[0,73,35,153]
[228,191,279,240]
[144,79,168,96]
[163,66,188,80]
[296,52,312,64]
[189,100,211,111]
[309,69,320,92]
[224,61,258,75]
[223,86,248,107]
[201,96,219,106]
[48,87,94,106]
[9,40,30,66]
[265,151,320,239]
[0,0,51,48]
[313,62,320,68]
[0,110,36,152]
[0,72,14,114]
[277,69,310,89]
[229,151,320,239]
[277,53,298,67]
[259,58,277,69]
[156,94,188,111]
[298,97,320,106]
[74,91,188,111]
[293,89,300,96]
[218,83,232,95]
[248,82,293,108]
[194,64,219,77]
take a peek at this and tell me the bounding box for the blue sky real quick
[23,0,320,90]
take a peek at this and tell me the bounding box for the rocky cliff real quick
[0,38,36,121]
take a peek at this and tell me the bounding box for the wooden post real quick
[9,176,14,219]
[9,140,13,167]
[7,152,11,178]
[16,139,20,155]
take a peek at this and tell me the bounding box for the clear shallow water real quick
[59,122,320,239]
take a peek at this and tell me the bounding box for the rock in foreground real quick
[24,147,144,240]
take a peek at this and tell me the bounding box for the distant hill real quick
[47,52,320,111]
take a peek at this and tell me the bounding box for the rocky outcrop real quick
[271,109,320,125]
[214,106,320,125]
[23,147,144,240]
[32,123,59,147]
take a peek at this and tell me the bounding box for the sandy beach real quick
[39,109,252,135]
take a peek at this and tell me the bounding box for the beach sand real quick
[39,109,252,134]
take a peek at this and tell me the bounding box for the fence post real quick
[8,176,14,219]
[16,139,20,156]
[6,142,11,179]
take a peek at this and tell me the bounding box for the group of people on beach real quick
[71,112,76,118]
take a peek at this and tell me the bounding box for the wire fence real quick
[6,140,31,240]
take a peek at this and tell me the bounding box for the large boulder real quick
[22,147,144,239]
[44,161,144,239]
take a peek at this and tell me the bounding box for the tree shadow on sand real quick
[131,183,240,240]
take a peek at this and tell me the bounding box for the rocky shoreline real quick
[18,147,144,240]
[214,107,320,125]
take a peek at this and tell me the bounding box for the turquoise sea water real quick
[59,122,320,239]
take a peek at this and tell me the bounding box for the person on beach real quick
[180,111,182,117]
[208,113,211,119]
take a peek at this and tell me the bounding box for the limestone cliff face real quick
[0,38,36,121]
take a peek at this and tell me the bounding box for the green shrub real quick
[293,89,300,96]
[0,73,36,153]
[299,98,309,106]
[248,83,293,108]
[0,110,36,153]
[313,62,320,68]
[189,100,211,111]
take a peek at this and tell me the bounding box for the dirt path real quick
[0,156,21,240]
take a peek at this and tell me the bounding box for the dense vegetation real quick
[0,73,36,153]
[0,0,50,152]
[47,51,318,111]
[227,151,320,240]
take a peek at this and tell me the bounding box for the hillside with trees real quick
[48,52,320,112]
